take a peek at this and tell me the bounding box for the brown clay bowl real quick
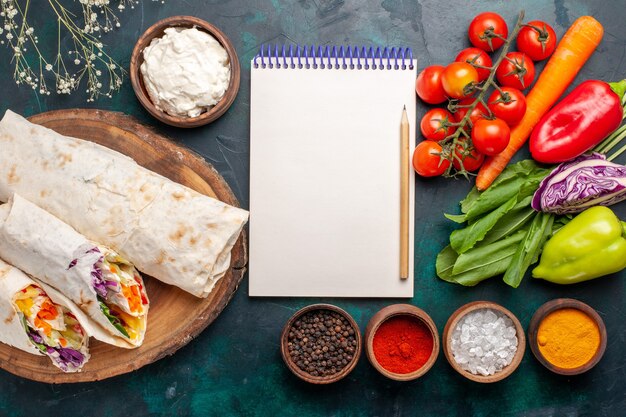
[280,304,362,384]
[365,304,439,381]
[443,301,525,383]
[528,298,607,376]
[130,16,241,128]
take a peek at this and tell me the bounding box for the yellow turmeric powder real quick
[537,308,600,369]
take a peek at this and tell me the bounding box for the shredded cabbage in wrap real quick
[13,285,89,372]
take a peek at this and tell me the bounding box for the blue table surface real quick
[0,1,624,416]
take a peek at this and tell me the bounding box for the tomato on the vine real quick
[455,48,493,82]
[471,118,511,156]
[420,108,456,141]
[416,65,447,104]
[468,12,508,52]
[452,98,490,126]
[412,141,450,177]
[496,52,535,90]
[487,87,526,126]
[441,62,479,99]
[517,20,557,61]
[452,145,484,172]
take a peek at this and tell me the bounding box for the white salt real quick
[450,308,518,376]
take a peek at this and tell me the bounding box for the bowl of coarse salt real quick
[443,301,526,383]
[130,16,240,128]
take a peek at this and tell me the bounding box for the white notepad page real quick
[250,54,416,297]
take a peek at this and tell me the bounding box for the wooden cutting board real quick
[0,109,247,383]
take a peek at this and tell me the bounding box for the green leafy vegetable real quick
[450,196,517,253]
[98,298,129,338]
[502,213,554,288]
[437,159,563,288]
[453,231,525,275]
[479,204,535,246]
[436,238,519,286]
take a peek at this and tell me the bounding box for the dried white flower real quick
[1,0,165,101]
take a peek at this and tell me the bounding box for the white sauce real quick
[140,27,231,118]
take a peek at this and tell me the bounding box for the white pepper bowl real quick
[442,301,526,383]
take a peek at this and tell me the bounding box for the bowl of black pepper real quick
[281,304,362,384]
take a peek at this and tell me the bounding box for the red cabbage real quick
[57,347,85,368]
[532,153,626,214]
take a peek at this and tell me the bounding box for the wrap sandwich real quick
[0,258,90,372]
[0,110,249,297]
[0,194,149,348]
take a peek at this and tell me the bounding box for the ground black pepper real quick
[287,309,358,377]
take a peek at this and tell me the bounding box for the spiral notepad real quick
[249,45,416,297]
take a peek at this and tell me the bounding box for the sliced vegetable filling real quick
[74,246,148,342]
[13,285,89,372]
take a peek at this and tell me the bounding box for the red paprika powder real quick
[372,315,434,374]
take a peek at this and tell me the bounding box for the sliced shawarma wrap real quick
[0,110,249,297]
[0,258,90,372]
[0,194,149,348]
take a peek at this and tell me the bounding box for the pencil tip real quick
[403,105,406,110]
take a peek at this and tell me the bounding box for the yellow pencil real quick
[400,106,409,280]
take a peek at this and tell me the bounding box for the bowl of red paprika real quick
[365,304,440,381]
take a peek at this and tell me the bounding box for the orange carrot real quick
[34,317,52,336]
[476,16,604,190]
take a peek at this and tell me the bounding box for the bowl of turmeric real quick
[528,298,607,375]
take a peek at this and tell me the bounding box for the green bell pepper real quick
[533,206,626,284]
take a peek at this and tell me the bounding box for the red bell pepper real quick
[530,79,626,163]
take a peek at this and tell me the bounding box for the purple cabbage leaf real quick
[532,153,626,214]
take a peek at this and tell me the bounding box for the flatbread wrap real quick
[0,110,249,297]
[0,258,90,372]
[0,194,149,348]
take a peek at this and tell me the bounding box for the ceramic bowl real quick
[364,304,439,381]
[443,301,525,383]
[130,16,240,128]
[280,304,362,384]
[528,298,607,375]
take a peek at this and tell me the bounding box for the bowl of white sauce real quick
[130,16,240,128]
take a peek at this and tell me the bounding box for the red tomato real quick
[471,118,511,156]
[452,145,484,172]
[441,62,479,99]
[487,87,527,126]
[517,20,557,61]
[496,52,535,90]
[468,12,508,52]
[412,141,450,177]
[420,108,456,141]
[416,65,447,104]
[455,48,493,82]
[453,98,490,126]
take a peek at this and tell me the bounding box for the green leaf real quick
[453,231,525,274]
[436,240,517,287]
[435,245,460,283]
[453,258,513,286]
[463,176,526,222]
[479,205,535,246]
[460,187,481,214]
[503,213,555,288]
[99,298,130,338]
[444,213,468,223]
[490,159,541,188]
[450,196,517,254]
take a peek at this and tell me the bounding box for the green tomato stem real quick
[442,9,526,176]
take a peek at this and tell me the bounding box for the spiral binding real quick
[253,44,414,70]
